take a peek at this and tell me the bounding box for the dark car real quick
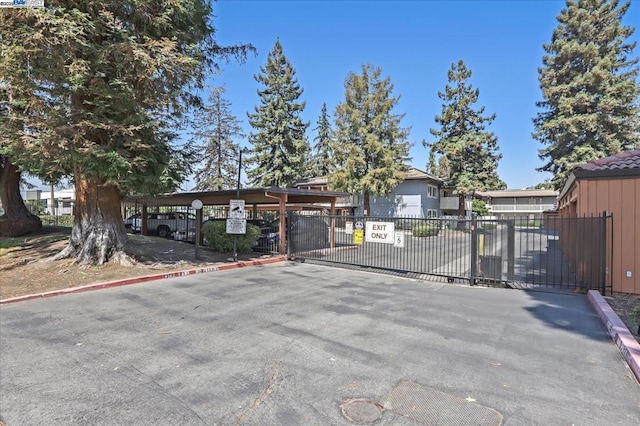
[255,216,330,252]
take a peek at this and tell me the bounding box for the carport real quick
[124,187,348,254]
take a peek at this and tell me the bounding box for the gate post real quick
[507,219,515,282]
[470,215,478,285]
[600,211,607,295]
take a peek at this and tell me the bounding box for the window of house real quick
[426,209,438,218]
[427,185,438,198]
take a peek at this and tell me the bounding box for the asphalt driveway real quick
[1,262,638,425]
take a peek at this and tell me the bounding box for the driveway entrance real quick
[0,263,637,424]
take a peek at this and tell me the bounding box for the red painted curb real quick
[0,256,288,305]
[588,290,640,384]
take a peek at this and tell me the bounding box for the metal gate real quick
[287,213,613,294]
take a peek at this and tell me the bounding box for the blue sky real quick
[205,0,640,190]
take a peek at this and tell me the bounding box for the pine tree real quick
[426,149,451,179]
[425,60,504,219]
[246,40,310,187]
[534,0,640,189]
[191,86,243,191]
[309,103,336,177]
[330,64,411,215]
[0,2,253,264]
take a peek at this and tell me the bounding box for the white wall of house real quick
[354,180,440,217]
[22,188,75,215]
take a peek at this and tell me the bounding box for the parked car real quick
[255,216,330,252]
[123,213,140,230]
[131,211,196,238]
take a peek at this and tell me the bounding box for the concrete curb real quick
[0,256,288,305]
[588,290,640,384]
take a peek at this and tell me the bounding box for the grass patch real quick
[0,227,71,254]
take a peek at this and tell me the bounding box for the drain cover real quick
[382,381,503,426]
[340,398,383,424]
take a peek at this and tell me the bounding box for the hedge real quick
[202,221,261,253]
[39,215,74,227]
[412,225,439,237]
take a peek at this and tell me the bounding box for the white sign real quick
[226,218,246,234]
[191,199,203,210]
[365,221,395,244]
[229,199,245,219]
[394,231,405,248]
[345,221,353,235]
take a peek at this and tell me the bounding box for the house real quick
[22,188,75,215]
[477,189,558,220]
[294,167,444,217]
[557,148,640,295]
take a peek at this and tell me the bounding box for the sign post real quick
[191,199,203,260]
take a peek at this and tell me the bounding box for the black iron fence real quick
[288,213,613,294]
[288,214,473,282]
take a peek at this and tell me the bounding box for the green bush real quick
[39,215,74,227]
[479,223,497,231]
[412,224,439,237]
[202,221,261,253]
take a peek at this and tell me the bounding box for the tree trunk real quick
[457,193,467,230]
[53,175,132,266]
[0,157,42,237]
[363,188,370,216]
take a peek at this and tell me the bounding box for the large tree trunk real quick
[53,175,132,266]
[0,156,42,237]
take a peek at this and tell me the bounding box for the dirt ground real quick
[0,227,274,300]
[1,227,639,345]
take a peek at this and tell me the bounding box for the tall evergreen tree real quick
[425,60,504,219]
[426,149,451,179]
[191,86,243,191]
[246,40,310,187]
[0,1,253,264]
[309,103,336,177]
[330,64,411,215]
[534,0,640,189]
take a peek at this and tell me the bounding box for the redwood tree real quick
[0,1,252,264]
[0,155,42,237]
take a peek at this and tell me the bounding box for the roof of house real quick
[574,148,640,175]
[294,167,443,188]
[477,189,558,199]
[559,148,640,200]
[403,167,444,183]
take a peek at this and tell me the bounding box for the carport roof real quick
[126,187,349,207]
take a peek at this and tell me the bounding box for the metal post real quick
[233,148,243,262]
[601,211,607,295]
[507,219,515,282]
[470,214,478,285]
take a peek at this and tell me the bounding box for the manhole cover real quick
[340,398,383,424]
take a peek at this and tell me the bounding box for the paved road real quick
[1,263,639,425]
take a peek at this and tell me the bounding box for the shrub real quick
[39,215,74,227]
[202,220,261,253]
[478,223,497,231]
[412,224,439,237]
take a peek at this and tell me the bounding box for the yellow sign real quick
[353,229,364,245]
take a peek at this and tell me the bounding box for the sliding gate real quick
[287,213,613,294]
